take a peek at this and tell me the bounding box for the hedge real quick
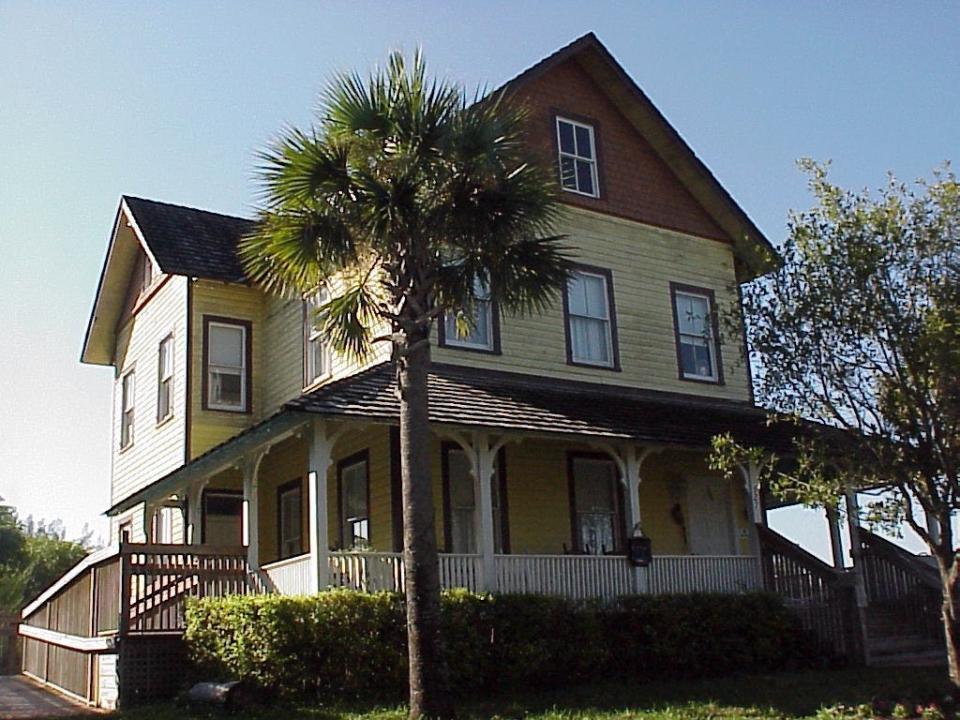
[185,590,820,699]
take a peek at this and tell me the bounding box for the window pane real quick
[158,379,171,419]
[342,461,368,523]
[581,274,607,318]
[211,369,242,406]
[122,372,135,409]
[573,459,616,512]
[560,156,577,189]
[675,294,710,337]
[574,125,592,159]
[680,339,714,378]
[308,337,325,381]
[558,120,575,154]
[570,316,610,363]
[576,159,595,195]
[209,325,244,367]
[566,274,586,316]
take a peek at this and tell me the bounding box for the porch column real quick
[621,446,648,594]
[186,479,208,545]
[141,501,154,543]
[826,503,845,568]
[471,432,499,593]
[737,461,764,589]
[845,490,869,606]
[242,449,269,571]
[308,419,338,593]
[925,510,942,546]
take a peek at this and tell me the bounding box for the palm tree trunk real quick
[398,336,451,719]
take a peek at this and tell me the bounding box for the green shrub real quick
[185,590,819,700]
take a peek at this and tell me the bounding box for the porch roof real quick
[286,361,799,450]
[107,362,801,517]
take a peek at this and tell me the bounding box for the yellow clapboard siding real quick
[432,207,751,401]
[111,275,189,507]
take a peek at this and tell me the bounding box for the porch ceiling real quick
[287,361,801,451]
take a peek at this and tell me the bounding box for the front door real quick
[686,477,735,555]
[204,491,244,546]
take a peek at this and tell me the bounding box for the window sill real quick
[155,413,175,429]
[679,373,724,386]
[561,187,600,200]
[303,372,332,393]
[438,342,501,356]
[202,405,251,415]
[118,442,134,454]
[567,358,621,372]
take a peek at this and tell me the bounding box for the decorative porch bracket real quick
[307,419,349,593]
[186,479,209,545]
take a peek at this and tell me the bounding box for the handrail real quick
[861,530,941,590]
[21,542,120,619]
[756,525,845,582]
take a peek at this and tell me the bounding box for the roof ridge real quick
[122,194,253,224]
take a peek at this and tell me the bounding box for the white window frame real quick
[206,320,248,412]
[120,369,135,449]
[304,292,329,387]
[157,334,174,423]
[278,482,303,559]
[556,116,599,198]
[566,269,615,368]
[673,289,719,382]
[443,279,495,352]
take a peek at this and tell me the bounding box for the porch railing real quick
[648,555,760,594]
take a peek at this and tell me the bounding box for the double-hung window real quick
[565,269,616,368]
[157,335,174,423]
[304,292,327,386]
[278,481,303,558]
[442,445,509,554]
[441,278,496,352]
[556,117,599,197]
[339,454,369,549]
[205,319,249,412]
[120,369,135,449]
[671,285,721,382]
[570,455,622,555]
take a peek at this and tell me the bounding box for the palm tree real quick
[240,51,571,719]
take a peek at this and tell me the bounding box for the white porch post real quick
[826,503,845,568]
[925,509,942,546]
[737,461,765,589]
[471,432,498,593]
[242,450,268,571]
[186,479,208,545]
[845,489,868,607]
[141,502,154,543]
[308,419,337,593]
[621,446,648,594]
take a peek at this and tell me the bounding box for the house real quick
[24,33,897,708]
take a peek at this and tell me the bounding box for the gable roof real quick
[122,196,253,283]
[500,33,778,276]
[80,196,253,365]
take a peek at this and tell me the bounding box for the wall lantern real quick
[627,535,652,567]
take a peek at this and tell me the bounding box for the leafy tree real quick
[710,161,960,686]
[0,502,90,612]
[240,51,570,718]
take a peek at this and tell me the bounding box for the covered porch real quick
[108,363,783,601]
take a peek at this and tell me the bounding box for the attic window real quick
[556,117,599,197]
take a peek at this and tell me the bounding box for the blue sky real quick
[0,2,956,558]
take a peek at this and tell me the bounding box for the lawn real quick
[108,666,949,720]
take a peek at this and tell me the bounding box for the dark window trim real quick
[201,315,253,414]
[562,264,621,372]
[156,332,175,425]
[550,109,606,202]
[668,282,725,386]
[201,488,244,546]
[119,364,136,451]
[437,300,502,356]
[566,451,625,554]
[441,442,510,554]
[336,449,370,550]
[389,427,403,551]
[276,477,305,560]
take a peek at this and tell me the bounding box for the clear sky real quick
[1,2,957,559]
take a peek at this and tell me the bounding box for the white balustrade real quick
[263,551,760,599]
[262,553,313,595]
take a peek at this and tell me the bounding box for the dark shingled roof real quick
[123,195,253,282]
[285,362,798,451]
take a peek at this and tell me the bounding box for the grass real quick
[104,666,950,720]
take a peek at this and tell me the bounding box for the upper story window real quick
[157,335,174,423]
[304,292,328,387]
[140,254,153,292]
[338,452,369,550]
[204,317,251,412]
[278,480,303,559]
[439,279,498,353]
[556,117,599,197]
[120,369,135,449]
[671,283,722,383]
[564,268,618,369]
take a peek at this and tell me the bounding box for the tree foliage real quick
[710,160,960,683]
[0,502,91,612]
